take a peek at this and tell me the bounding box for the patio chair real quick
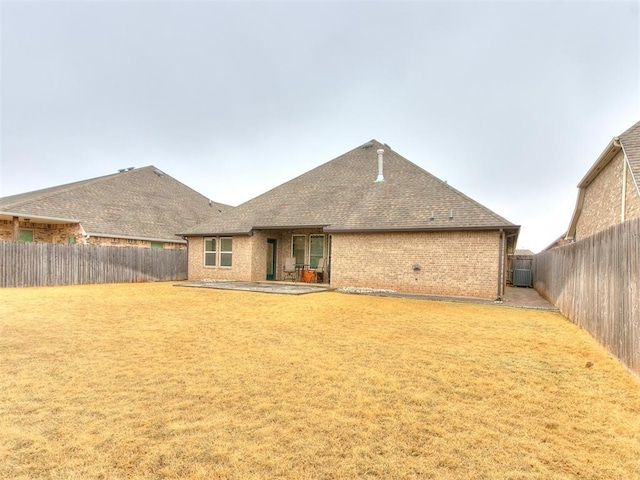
[314,257,326,283]
[283,256,297,282]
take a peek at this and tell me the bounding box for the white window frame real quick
[204,237,217,267]
[309,234,325,269]
[204,237,233,267]
[291,234,325,268]
[292,234,306,266]
[219,237,233,267]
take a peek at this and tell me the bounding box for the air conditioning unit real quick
[512,269,532,287]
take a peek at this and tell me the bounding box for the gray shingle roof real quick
[0,166,231,242]
[182,140,518,236]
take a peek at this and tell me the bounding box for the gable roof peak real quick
[182,140,518,236]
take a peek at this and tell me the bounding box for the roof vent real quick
[153,169,164,177]
[375,148,385,182]
[118,169,126,173]
[362,141,373,149]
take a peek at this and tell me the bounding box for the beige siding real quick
[330,230,501,299]
[576,152,624,239]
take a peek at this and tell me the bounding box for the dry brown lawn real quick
[1,282,639,479]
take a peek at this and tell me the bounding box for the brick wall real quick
[187,229,326,282]
[186,229,502,298]
[330,230,501,299]
[576,152,640,240]
[187,235,254,281]
[0,220,82,244]
[576,152,624,239]
[624,161,640,220]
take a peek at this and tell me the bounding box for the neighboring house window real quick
[18,230,33,242]
[309,234,324,269]
[204,238,216,266]
[150,242,164,249]
[292,235,306,266]
[68,237,77,245]
[220,237,233,267]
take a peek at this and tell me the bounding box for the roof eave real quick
[86,232,187,244]
[566,137,621,240]
[577,138,621,188]
[323,225,520,234]
[0,211,80,224]
[179,230,253,237]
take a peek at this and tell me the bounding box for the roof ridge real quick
[0,166,158,207]
[181,140,517,236]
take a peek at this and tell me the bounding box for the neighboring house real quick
[543,232,572,251]
[0,166,231,249]
[566,119,640,241]
[180,140,519,299]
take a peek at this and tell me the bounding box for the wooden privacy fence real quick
[0,241,187,287]
[533,217,640,377]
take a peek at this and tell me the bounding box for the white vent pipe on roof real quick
[375,148,385,182]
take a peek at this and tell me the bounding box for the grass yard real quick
[1,283,639,479]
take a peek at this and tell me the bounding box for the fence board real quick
[533,217,640,377]
[0,241,187,288]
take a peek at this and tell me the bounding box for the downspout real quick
[616,137,637,222]
[182,236,189,280]
[496,229,504,301]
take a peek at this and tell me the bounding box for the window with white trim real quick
[220,237,233,267]
[292,235,306,266]
[204,237,216,266]
[309,234,324,269]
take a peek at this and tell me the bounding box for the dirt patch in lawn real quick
[1,282,639,479]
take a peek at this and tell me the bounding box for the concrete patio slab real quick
[176,281,557,310]
[176,280,332,295]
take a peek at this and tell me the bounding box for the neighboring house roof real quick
[0,166,232,243]
[182,140,519,237]
[566,119,640,239]
[513,249,534,256]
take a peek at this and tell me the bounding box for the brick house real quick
[0,166,231,249]
[181,141,519,299]
[566,119,640,241]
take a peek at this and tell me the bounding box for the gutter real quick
[496,229,504,301]
[86,232,187,244]
[179,231,253,238]
[0,211,80,224]
[323,225,520,234]
[618,138,627,222]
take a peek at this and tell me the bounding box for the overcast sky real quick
[1,0,639,252]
